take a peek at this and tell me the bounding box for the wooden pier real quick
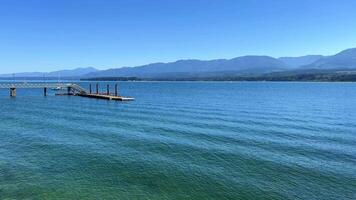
[0,83,134,101]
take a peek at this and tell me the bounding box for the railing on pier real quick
[0,83,87,95]
[0,82,134,101]
[0,83,71,89]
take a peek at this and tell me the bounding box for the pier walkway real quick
[0,83,73,89]
[0,83,134,101]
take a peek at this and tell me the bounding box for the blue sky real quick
[0,0,356,73]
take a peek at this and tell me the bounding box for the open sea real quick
[0,81,355,200]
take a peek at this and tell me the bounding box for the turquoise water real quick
[0,82,355,199]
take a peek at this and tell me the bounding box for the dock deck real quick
[77,93,134,101]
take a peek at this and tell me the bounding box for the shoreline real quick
[2,79,356,83]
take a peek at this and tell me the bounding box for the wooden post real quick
[89,84,92,94]
[96,83,99,94]
[107,84,110,95]
[67,87,71,95]
[44,87,47,96]
[10,87,16,97]
[115,83,118,96]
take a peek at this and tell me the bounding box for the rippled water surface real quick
[0,82,355,199]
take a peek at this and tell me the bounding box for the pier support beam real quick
[10,87,16,97]
[107,84,110,95]
[96,83,99,94]
[115,83,118,96]
[44,87,47,96]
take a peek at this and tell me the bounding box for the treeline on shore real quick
[80,72,356,82]
[81,77,141,81]
[4,71,356,82]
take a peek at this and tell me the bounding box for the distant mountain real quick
[83,48,356,80]
[303,48,356,69]
[0,67,98,78]
[278,55,324,68]
[85,56,287,78]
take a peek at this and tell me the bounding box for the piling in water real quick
[115,83,118,96]
[10,87,16,97]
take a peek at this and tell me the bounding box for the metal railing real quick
[0,83,87,93]
[0,83,69,89]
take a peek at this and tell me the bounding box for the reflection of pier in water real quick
[0,83,134,101]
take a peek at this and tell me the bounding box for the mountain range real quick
[1,48,356,80]
[84,47,356,79]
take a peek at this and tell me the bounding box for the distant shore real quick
[80,73,356,82]
[2,71,356,82]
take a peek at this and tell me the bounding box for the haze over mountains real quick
[278,55,324,69]
[302,48,356,69]
[1,48,356,80]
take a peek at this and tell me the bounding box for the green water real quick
[0,82,355,199]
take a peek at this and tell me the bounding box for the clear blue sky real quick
[1,0,356,73]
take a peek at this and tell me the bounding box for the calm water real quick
[0,82,355,199]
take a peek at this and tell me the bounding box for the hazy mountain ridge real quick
[85,56,287,78]
[85,48,356,79]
